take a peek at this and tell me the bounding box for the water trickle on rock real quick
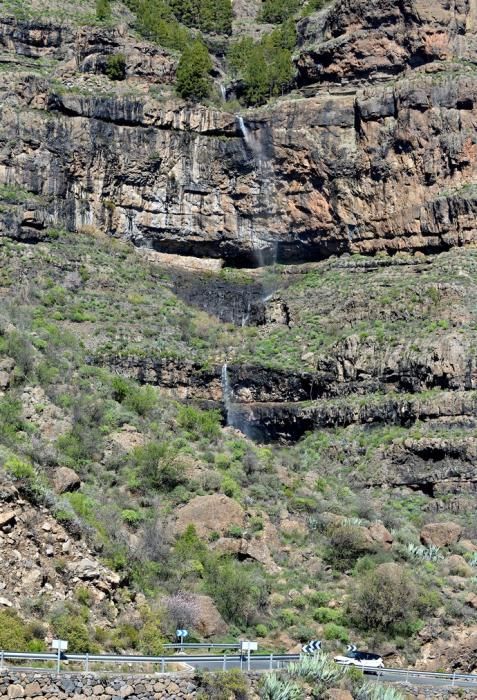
[235,115,277,267]
[221,362,232,425]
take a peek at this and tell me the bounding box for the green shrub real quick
[323,623,349,642]
[96,0,111,21]
[176,40,212,101]
[170,0,232,34]
[259,0,300,23]
[51,607,98,653]
[106,53,127,80]
[205,558,267,627]
[221,475,240,498]
[131,441,188,491]
[313,607,343,624]
[4,455,35,480]
[228,23,296,106]
[197,669,248,700]
[350,563,418,634]
[177,404,221,440]
[124,385,157,416]
[75,587,92,606]
[0,610,37,650]
[121,508,144,526]
[324,524,373,571]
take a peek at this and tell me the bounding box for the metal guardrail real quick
[163,643,241,650]
[0,651,300,674]
[376,667,477,687]
[1,651,477,688]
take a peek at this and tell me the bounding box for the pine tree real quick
[96,0,112,22]
[176,40,212,101]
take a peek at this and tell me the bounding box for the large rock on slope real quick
[173,495,245,538]
[420,521,463,547]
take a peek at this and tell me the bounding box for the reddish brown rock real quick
[368,521,393,550]
[420,522,463,547]
[173,495,245,538]
[193,594,227,637]
[53,466,81,494]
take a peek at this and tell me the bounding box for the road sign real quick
[241,641,258,652]
[302,640,321,655]
[347,644,357,653]
[52,640,68,651]
[176,629,188,638]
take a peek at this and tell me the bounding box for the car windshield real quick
[346,651,380,660]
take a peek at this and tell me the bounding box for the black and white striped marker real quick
[302,640,322,655]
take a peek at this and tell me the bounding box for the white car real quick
[334,650,384,670]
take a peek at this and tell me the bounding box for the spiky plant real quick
[355,681,406,700]
[287,652,347,686]
[259,673,303,700]
[406,543,443,562]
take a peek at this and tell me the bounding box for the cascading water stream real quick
[235,114,277,267]
[221,362,232,425]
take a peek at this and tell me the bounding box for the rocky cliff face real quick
[3,0,477,264]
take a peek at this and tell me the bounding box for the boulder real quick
[420,521,463,547]
[368,521,393,549]
[0,357,15,390]
[466,593,477,610]
[459,539,477,553]
[109,424,145,452]
[193,594,227,637]
[173,495,245,538]
[0,511,16,529]
[53,466,81,494]
[73,558,101,580]
[242,539,281,574]
[326,691,353,700]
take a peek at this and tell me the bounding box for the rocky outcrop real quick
[4,0,477,264]
[367,436,477,495]
[0,473,130,634]
[420,521,463,547]
[173,494,245,537]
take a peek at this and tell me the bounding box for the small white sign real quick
[241,641,258,652]
[52,639,68,651]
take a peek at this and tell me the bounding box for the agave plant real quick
[287,652,346,686]
[406,542,443,562]
[343,516,366,527]
[355,681,406,700]
[259,673,303,700]
[468,552,477,568]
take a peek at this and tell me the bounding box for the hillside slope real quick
[0,0,477,674]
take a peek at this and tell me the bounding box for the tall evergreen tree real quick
[176,40,213,101]
[96,0,112,21]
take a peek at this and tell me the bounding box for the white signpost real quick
[240,641,258,671]
[176,629,188,653]
[52,639,68,673]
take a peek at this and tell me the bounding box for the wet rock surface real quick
[4,0,477,263]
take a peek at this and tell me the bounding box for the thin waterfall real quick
[236,114,277,267]
[221,362,232,425]
[219,83,227,102]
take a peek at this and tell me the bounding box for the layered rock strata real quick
[3,0,477,263]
